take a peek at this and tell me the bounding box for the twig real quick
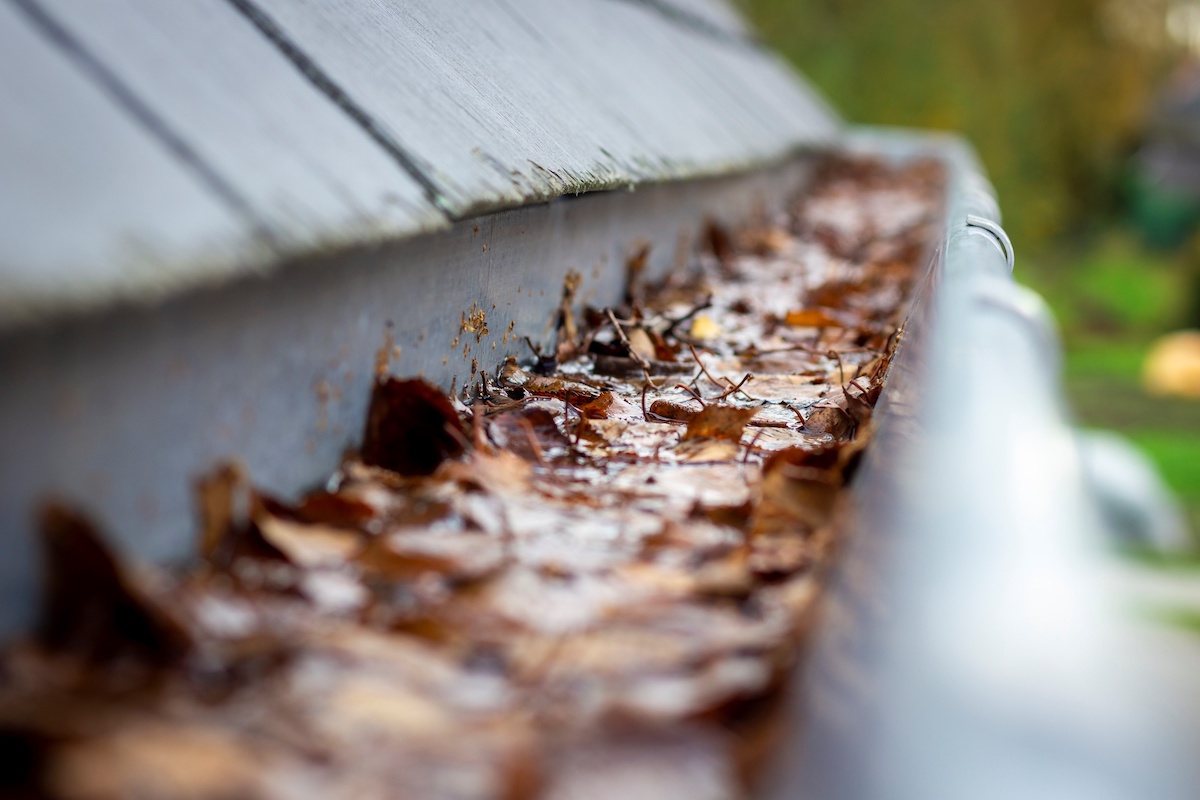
[744,344,881,358]
[665,293,713,339]
[713,372,753,401]
[688,343,757,401]
[472,400,488,451]
[778,396,827,426]
[446,422,474,454]
[517,418,546,465]
[673,383,707,407]
[480,396,536,416]
[606,308,661,388]
[606,308,645,366]
[688,343,723,387]
[564,396,578,447]
[827,349,846,388]
[746,419,792,429]
[742,428,766,464]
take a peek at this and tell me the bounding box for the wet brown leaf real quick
[784,308,847,328]
[626,327,657,363]
[578,391,616,419]
[753,458,841,536]
[46,724,273,800]
[682,405,758,442]
[254,512,362,570]
[295,491,379,529]
[359,530,505,583]
[648,398,700,424]
[704,221,737,267]
[194,462,251,562]
[361,378,467,476]
[36,505,191,672]
[803,405,856,441]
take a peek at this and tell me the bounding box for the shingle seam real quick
[6,0,280,250]
[223,0,456,220]
[603,0,764,51]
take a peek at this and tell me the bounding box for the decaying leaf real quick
[194,462,251,562]
[500,357,603,405]
[803,405,856,440]
[784,308,846,328]
[739,225,793,257]
[648,398,701,424]
[626,327,657,363]
[682,405,758,442]
[196,469,289,570]
[361,378,467,475]
[704,221,737,268]
[45,724,274,800]
[577,391,616,419]
[754,463,840,536]
[254,510,362,569]
[36,504,191,671]
[295,490,379,529]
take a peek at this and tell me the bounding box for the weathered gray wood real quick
[511,0,838,170]
[0,0,837,326]
[242,0,840,218]
[0,1,260,327]
[501,0,833,172]
[26,0,447,266]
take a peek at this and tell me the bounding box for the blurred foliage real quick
[739,0,1182,249]
[738,0,1200,543]
[1029,229,1193,332]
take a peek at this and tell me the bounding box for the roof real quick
[0,0,840,329]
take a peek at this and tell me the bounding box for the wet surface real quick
[0,156,942,799]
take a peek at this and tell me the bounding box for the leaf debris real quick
[0,155,943,799]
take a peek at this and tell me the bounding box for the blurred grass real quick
[1022,232,1200,543]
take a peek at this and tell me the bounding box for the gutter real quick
[0,0,1193,795]
[769,126,1190,800]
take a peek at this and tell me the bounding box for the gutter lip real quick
[774,125,1188,800]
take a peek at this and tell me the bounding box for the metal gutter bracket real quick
[965,213,1015,272]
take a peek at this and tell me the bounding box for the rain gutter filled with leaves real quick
[0,154,947,797]
[0,131,1187,799]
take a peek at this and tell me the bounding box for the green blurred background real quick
[740,0,1200,538]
